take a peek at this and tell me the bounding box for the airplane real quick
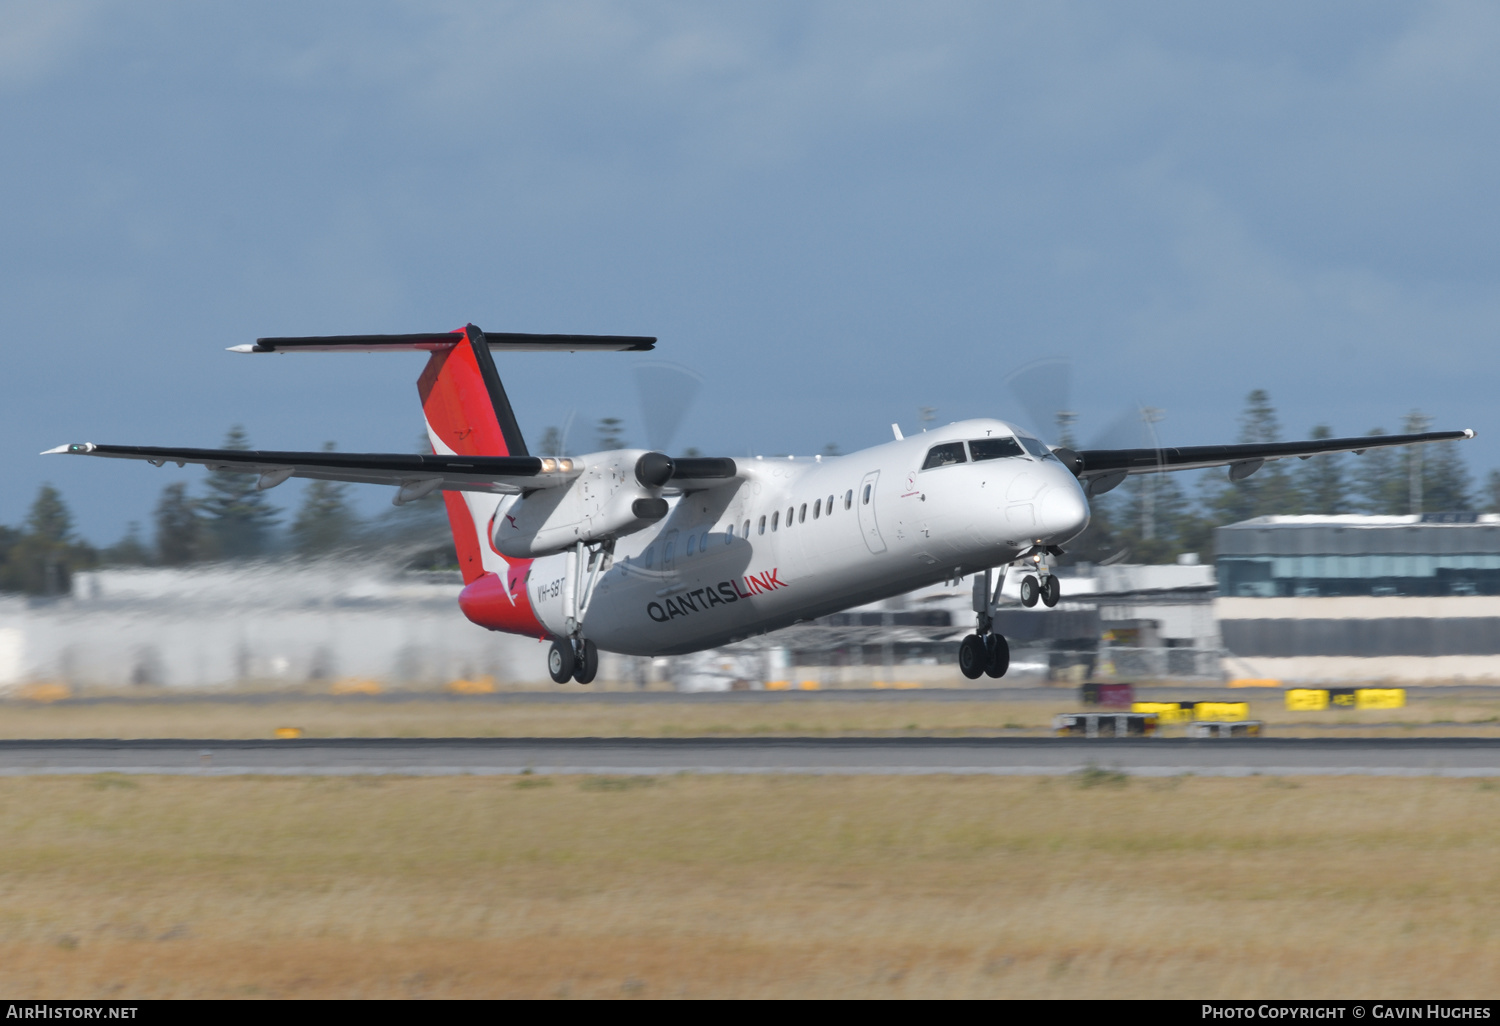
[47,324,1475,684]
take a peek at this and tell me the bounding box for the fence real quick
[1099,646,1224,681]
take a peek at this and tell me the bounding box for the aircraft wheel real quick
[1020,575,1040,608]
[573,639,599,685]
[984,633,1010,678]
[547,640,575,684]
[958,634,987,680]
[1041,575,1060,608]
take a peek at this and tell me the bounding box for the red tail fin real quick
[417,326,545,637]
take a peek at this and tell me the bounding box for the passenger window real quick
[813,499,821,519]
[744,519,751,538]
[725,529,732,546]
[772,511,779,531]
[920,441,967,469]
[828,494,834,513]
[644,546,654,569]
[969,437,1026,461]
[862,484,871,505]
[686,534,696,556]
[845,489,853,510]
[799,503,807,523]
[786,506,794,526]
[758,515,766,535]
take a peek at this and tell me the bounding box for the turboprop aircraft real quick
[47,324,1475,683]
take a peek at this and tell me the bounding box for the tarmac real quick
[1,736,1498,777]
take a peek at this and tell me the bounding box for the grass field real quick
[0,693,1498,739]
[1,773,1497,998]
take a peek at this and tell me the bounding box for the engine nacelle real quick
[490,449,671,558]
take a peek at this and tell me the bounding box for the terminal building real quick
[1216,514,1500,684]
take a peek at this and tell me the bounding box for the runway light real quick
[274,727,304,739]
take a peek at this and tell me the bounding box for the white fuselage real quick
[524,419,1089,656]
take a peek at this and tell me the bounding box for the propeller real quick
[1005,356,1168,562]
[633,361,704,453]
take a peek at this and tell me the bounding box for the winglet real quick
[226,344,261,354]
[892,423,904,441]
[41,443,93,455]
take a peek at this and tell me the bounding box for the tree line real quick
[1,398,1492,593]
[1069,390,1494,565]
[0,426,454,595]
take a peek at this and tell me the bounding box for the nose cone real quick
[1037,471,1090,544]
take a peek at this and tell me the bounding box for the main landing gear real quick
[549,638,599,685]
[958,631,1010,680]
[548,539,610,685]
[959,551,1061,680]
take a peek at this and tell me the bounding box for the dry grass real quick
[0,774,1497,998]
[0,693,1498,740]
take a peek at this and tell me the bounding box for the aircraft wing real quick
[1068,428,1475,484]
[42,443,579,496]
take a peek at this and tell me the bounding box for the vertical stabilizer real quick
[417,325,545,636]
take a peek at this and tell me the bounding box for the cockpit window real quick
[968,437,1026,461]
[921,442,968,470]
[1014,435,1057,460]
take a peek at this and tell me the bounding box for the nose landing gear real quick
[1019,550,1061,608]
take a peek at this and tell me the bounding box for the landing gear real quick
[984,633,1010,678]
[550,638,599,684]
[959,634,988,680]
[555,540,609,686]
[547,640,575,684]
[962,564,1014,680]
[1020,575,1040,607]
[1019,573,1061,608]
[573,639,599,685]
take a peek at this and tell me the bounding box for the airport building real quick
[1216,514,1500,683]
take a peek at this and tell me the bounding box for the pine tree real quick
[154,482,204,565]
[0,485,93,595]
[1296,424,1351,515]
[198,425,279,558]
[537,426,564,457]
[1420,428,1473,513]
[101,522,151,566]
[1114,472,1193,563]
[1483,470,1500,514]
[1209,390,1299,523]
[291,443,358,554]
[1353,428,1406,514]
[596,418,626,451]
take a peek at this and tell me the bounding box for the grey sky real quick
[2,1,1497,541]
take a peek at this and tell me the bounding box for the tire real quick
[547,641,575,684]
[1041,575,1060,608]
[984,633,1010,678]
[1020,575,1040,608]
[573,639,599,685]
[958,634,987,680]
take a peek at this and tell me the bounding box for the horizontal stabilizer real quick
[232,327,655,354]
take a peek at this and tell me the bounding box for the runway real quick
[1,736,1498,776]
